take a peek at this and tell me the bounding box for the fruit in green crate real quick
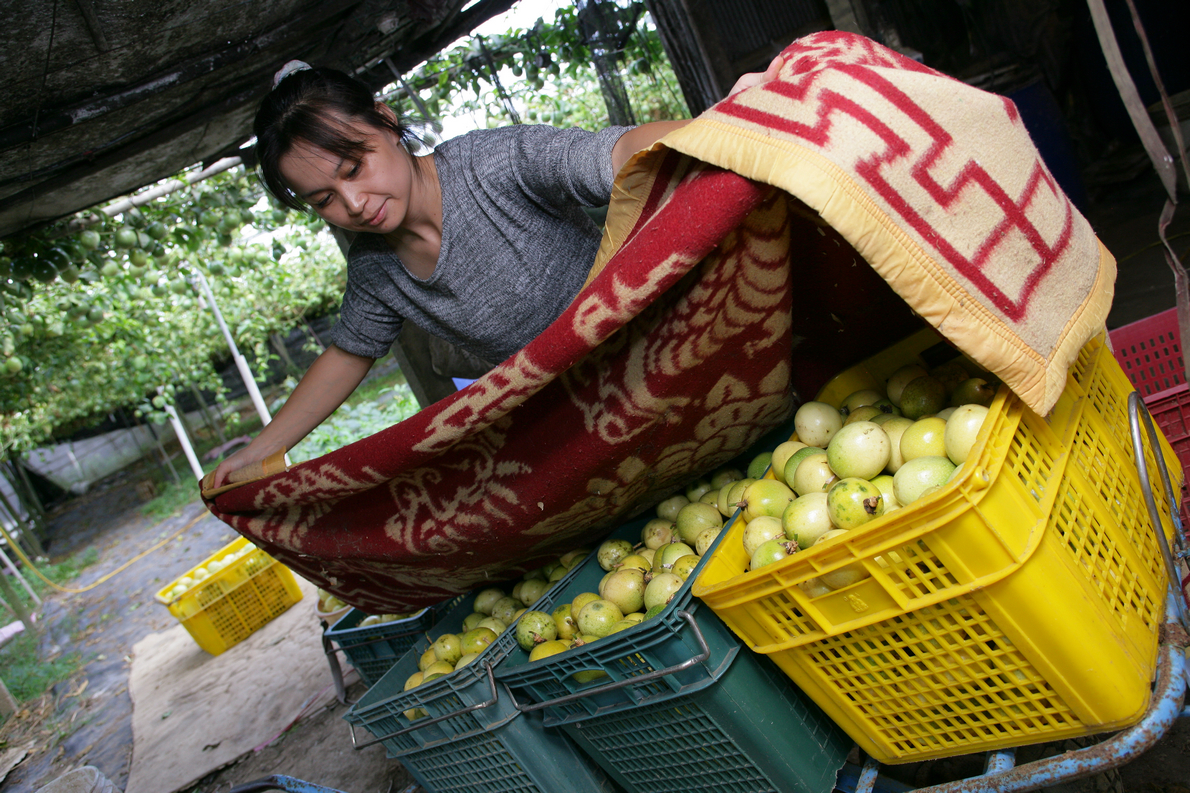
[623,612,646,624]
[513,608,527,622]
[530,639,570,661]
[710,467,744,489]
[572,591,601,616]
[617,554,651,573]
[643,603,667,620]
[432,633,462,666]
[548,565,568,582]
[795,401,843,447]
[641,518,675,549]
[643,573,683,610]
[739,479,794,523]
[552,604,578,640]
[675,502,722,544]
[685,478,713,501]
[461,627,498,655]
[576,599,623,637]
[638,548,656,565]
[752,539,797,570]
[461,612,485,632]
[656,494,689,522]
[827,478,885,529]
[944,404,989,464]
[601,568,646,614]
[699,489,719,506]
[520,578,549,605]
[597,538,634,571]
[456,653,480,669]
[886,364,928,407]
[791,452,837,496]
[607,619,636,635]
[900,376,947,419]
[424,660,454,678]
[718,478,750,517]
[742,515,787,557]
[671,554,699,581]
[653,541,695,572]
[516,610,558,651]
[893,456,956,505]
[477,617,506,634]
[827,421,891,480]
[694,526,721,556]
[782,492,833,548]
[491,596,520,624]
[559,548,589,569]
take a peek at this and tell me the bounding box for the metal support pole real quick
[192,270,273,427]
[163,400,204,481]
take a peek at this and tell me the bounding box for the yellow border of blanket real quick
[596,118,1115,416]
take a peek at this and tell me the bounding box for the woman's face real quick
[278,114,415,234]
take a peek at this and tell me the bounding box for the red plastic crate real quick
[1110,307,1185,397]
[1109,307,1190,520]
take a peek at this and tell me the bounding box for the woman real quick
[210,58,780,489]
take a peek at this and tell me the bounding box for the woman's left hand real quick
[728,53,786,97]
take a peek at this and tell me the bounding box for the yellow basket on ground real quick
[693,328,1182,764]
[154,536,303,655]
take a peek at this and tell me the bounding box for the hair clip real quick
[273,60,313,89]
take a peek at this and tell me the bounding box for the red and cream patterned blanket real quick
[204,33,1114,612]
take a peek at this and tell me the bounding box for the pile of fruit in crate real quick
[740,362,997,585]
[512,464,755,666]
[400,547,590,713]
[161,541,259,601]
[318,588,419,626]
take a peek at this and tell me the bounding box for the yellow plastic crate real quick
[693,329,1181,764]
[154,536,303,655]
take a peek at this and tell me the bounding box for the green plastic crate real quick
[344,556,586,754]
[495,425,850,793]
[495,517,742,723]
[394,709,620,793]
[563,648,849,793]
[327,597,462,687]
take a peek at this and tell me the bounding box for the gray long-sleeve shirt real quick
[328,124,630,364]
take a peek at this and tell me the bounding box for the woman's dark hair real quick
[255,66,415,210]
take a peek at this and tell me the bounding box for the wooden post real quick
[0,481,44,561]
[8,462,47,558]
[0,677,17,718]
[0,569,35,637]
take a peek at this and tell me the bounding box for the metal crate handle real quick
[1128,391,1190,630]
[348,660,498,750]
[507,609,710,713]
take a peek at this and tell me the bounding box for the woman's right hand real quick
[209,438,282,490]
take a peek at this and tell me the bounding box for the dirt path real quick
[2,465,1187,793]
[0,469,407,793]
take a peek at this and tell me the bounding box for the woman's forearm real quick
[256,344,374,451]
[210,344,374,486]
